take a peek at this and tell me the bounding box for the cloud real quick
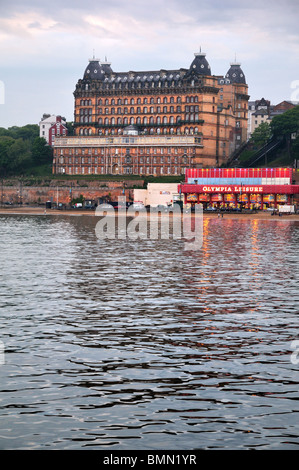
[0,0,298,127]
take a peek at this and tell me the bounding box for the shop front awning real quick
[178,184,299,195]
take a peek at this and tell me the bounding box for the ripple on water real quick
[0,215,298,449]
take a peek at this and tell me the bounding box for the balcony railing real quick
[74,119,205,128]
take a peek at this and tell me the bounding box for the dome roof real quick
[83,59,104,80]
[101,58,113,76]
[225,62,246,84]
[189,51,211,76]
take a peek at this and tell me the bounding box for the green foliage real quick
[32,137,53,165]
[0,125,53,176]
[250,122,271,148]
[270,105,299,137]
[238,149,256,162]
[291,134,299,158]
[0,124,39,141]
[71,194,84,205]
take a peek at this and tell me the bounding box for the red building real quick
[48,116,68,147]
[178,167,299,210]
[40,114,68,147]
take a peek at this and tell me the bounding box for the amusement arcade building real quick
[179,168,299,210]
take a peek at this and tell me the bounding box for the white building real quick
[134,183,181,207]
[39,114,67,145]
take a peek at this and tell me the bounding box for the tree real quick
[251,122,271,148]
[270,106,299,158]
[7,138,32,172]
[291,134,299,158]
[270,105,299,137]
[31,137,53,165]
[0,136,14,175]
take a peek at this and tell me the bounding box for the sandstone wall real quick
[0,179,144,205]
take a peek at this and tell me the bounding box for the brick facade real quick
[53,52,249,175]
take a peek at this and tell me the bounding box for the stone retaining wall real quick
[0,179,144,205]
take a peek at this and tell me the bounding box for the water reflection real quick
[0,215,298,450]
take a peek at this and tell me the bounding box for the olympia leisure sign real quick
[202,186,264,193]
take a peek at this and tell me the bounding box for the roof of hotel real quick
[79,52,246,88]
[225,62,246,84]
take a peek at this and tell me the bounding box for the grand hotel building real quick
[53,52,249,175]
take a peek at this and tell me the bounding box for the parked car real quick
[132,203,145,210]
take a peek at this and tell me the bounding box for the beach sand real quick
[1,206,298,220]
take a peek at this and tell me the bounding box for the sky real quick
[0,0,298,128]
